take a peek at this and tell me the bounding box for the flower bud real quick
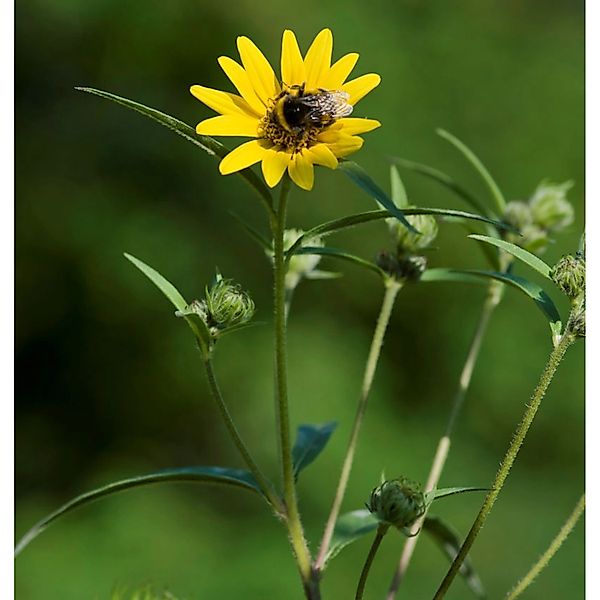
[204,274,255,331]
[387,212,438,256]
[529,180,575,231]
[377,252,427,282]
[570,302,585,338]
[551,254,585,299]
[366,477,426,530]
[503,200,533,231]
[503,201,551,254]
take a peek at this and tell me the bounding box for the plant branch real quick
[385,280,502,598]
[356,524,390,600]
[432,328,576,599]
[315,279,402,570]
[505,494,585,599]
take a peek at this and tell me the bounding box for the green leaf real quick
[292,422,337,478]
[286,208,512,259]
[460,222,501,269]
[324,509,380,565]
[437,128,506,214]
[294,246,386,278]
[390,165,409,208]
[76,87,274,215]
[420,269,487,285]
[425,486,489,505]
[390,157,491,219]
[454,270,561,324]
[338,160,418,233]
[469,235,552,279]
[304,270,342,280]
[124,253,212,350]
[15,467,261,556]
[424,516,486,598]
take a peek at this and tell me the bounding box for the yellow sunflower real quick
[190,28,381,191]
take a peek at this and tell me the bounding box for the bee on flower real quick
[190,29,381,190]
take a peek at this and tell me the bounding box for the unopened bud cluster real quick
[366,477,426,530]
[383,211,438,282]
[187,274,255,337]
[503,180,574,254]
[551,254,585,300]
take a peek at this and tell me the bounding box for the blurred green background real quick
[16,0,584,598]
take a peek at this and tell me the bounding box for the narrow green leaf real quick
[124,253,212,349]
[390,165,409,208]
[425,486,489,504]
[469,235,552,279]
[15,467,261,556]
[454,270,561,324]
[286,208,512,259]
[424,516,486,598]
[460,222,501,269]
[76,87,274,214]
[324,509,380,565]
[294,246,386,278]
[420,269,487,285]
[292,422,337,478]
[304,270,342,280]
[338,160,418,233]
[390,157,492,218]
[437,128,506,214]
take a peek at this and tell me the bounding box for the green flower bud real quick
[204,274,255,331]
[387,211,438,256]
[551,254,585,299]
[377,251,427,282]
[529,180,575,232]
[570,302,585,338]
[503,200,533,231]
[503,201,551,254]
[366,477,426,530]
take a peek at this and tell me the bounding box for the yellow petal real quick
[280,30,306,87]
[304,28,333,89]
[217,56,266,116]
[305,143,338,169]
[196,114,259,137]
[322,134,364,158]
[288,151,315,190]
[337,118,381,135]
[261,149,292,188]
[190,85,254,116]
[219,140,267,175]
[324,53,359,89]
[342,74,381,106]
[237,36,280,103]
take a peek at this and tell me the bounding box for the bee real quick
[274,83,353,134]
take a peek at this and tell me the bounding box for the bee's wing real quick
[302,91,353,122]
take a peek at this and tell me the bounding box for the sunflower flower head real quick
[191,29,381,191]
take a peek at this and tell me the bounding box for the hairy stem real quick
[315,279,402,570]
[356,524,390,600]
[505,494,585,599]
[386,281,502,598]
[432,329,576,599]
[272,177,313,587]
[202,356,283,512]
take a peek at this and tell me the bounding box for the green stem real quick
[315,279,402,570]
[505,494,585,600]
[432,329,576,599]
[272,176,313,586]
[385,280,502,598]
[356,524,389,600]
[202,356,283,513]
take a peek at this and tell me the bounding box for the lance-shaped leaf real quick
[295,247,386,278]
[437,128,506,214]
[15,467,262,556]
[469,235,552,279]
[286,209,512,259]
[292,422,337,478]
[338,161,418,233]
[76,87,273,215]
[390,157,492,219]
[124,253,212,351]
[420,268,488,285]
[324,509,380,565]
[453,269,561,324]
[390,165,409,208]
[425,486,489,506]
[424,516,486,599]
